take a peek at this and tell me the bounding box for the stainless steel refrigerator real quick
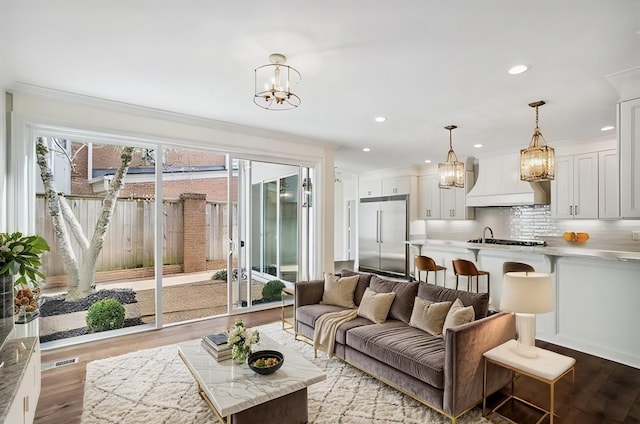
[358,194,409,278]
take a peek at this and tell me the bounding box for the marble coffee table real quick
[178,334,326,424]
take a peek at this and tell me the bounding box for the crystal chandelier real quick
[254,53,301,111]
[520,101,555,182]
[438,125,464,189]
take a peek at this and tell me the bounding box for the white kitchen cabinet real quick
[360,176,411,198]
[441,169,474,220]
[418,175,441,219]
[598,149,619,218]
[619,97,640,218]
[417,171,474,220]
[359,179,382,198]
[382,176,411,196]
[441,186,470,220]
[551,152,598,219]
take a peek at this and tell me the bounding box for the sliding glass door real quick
[228,158,313,313]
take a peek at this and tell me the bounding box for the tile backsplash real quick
[508,205,554,240]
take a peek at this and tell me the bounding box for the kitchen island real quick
[406,239,640,369]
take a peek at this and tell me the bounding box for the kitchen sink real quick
[467,238,546,247]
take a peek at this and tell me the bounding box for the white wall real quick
[7,86,337,277]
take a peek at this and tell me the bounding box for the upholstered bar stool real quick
[502,261,535,274]
[414,255,446,286]
[452,258,490,296]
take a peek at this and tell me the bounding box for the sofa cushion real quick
[296,304,346,329]
[357,287,396,324]
[417,283,489,320]
[370,275,419,324]
[296,304,372,346]
[442,298,475,334]
[409,297,452,336]
[320,274,359,308]
[334,317,372,345]
[340,269,374,306]
[346,322,446,389]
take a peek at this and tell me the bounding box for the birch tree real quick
[35,137,135,299]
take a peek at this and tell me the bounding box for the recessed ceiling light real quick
[508,64,529,75]
[473,144,483,148]
[600,125,615,131]
[424,159,432,164]
[363,147,371,152]
[374,116,387,123]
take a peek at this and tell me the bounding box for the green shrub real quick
[212,269,227,281]
[262,280,285,301]
[86,298,125,332]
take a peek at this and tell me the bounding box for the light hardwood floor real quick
[34,308,281,424]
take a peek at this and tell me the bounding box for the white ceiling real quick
[2,1,640,174]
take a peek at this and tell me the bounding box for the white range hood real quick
[466,153,550,207]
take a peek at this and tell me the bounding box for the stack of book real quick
[201,332,231,361]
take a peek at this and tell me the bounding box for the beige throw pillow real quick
[409,297,452,336]
[320,274,360,308]
[442,298,475,335]
[357,288,396,324]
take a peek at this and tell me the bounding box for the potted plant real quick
[0,232,50,322]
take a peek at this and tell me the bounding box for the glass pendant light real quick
[438,125,465,189]
[520,101,555,182]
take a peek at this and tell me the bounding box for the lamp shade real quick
[501,272,553,314]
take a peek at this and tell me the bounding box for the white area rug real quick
[81,323,489,424]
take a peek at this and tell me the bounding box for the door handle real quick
[376,210,380,243]
[379,210,383,243]
[569,205,573,216]
[575,205,579,216]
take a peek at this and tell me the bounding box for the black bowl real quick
[247,350,284,375]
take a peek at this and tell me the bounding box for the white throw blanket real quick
[313,309,358,358]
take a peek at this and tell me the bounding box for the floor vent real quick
[42,357,80,371]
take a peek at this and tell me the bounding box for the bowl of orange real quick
[563,231,589,243]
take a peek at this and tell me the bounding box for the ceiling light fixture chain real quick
[445,124,458,161]
[528,100,547,148]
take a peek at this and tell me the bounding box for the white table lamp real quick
[501,272,553,358]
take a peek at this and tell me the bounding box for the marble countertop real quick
[0,337,37,422]
[406,239,640,262]
[177,334,326,418]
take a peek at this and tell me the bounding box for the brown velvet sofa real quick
[295,270,516,424]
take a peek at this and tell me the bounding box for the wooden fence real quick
[36,195,234,278]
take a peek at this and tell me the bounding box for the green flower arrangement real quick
[0,232,50,288]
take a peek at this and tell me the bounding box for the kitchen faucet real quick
[482,226,494,244]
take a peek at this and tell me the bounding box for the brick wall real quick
[181,193,207,273]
